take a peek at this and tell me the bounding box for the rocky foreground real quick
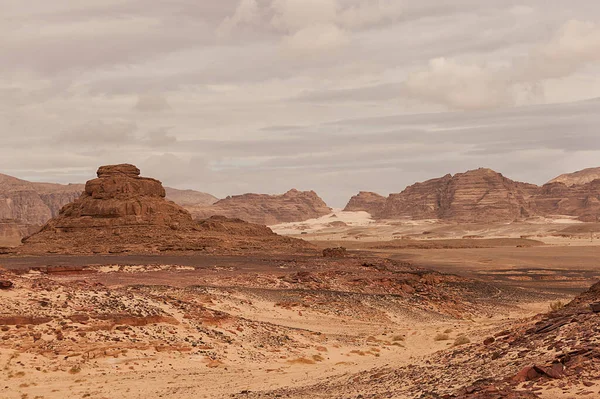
[237,281,600,399]
[0,251,562,399]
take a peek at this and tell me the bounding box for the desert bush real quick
[453,335,471,346]
[434,333,450,341]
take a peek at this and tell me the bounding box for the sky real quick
[1,0,600,207]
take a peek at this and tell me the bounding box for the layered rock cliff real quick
[363,169,538,222]
[20,164,313,255]
[532,180,600,222]
[188,189,331,225]
[344,168,600,223]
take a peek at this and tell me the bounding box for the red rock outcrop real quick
[351,169,538,222]
[532,180,600,222]
[20,164,314,255]
[345,168,600,222]
[549,167,600,186]
[0,171,218,244]
[343,191,387,215]
[188,189,331,225]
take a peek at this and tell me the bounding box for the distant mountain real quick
[345,168,600,222]
[164,187,218,207]
[548,167,600,187]
[187,189,332,225]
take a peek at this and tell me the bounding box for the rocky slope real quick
[345,168,600,223]
[188,189,331,225]
[18,164,313,255]
[349,168,538,222]
[236,279,600,398]
[0,173,83,225]
[343,191,387,215]
[549,167,600,186]
[533,180,600,222]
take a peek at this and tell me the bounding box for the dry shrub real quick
[434,333,450,341]
[453,335,471,346]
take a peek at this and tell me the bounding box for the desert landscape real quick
[0,163,599,399]
[3,3,600,397]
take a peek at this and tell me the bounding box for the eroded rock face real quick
[358,169,537,222]
[343,191,387,215]
[0,173,84,226]
[188,189,331,225]
[20,164,313,255]
[345,168,600,222]
[532,180,600,222]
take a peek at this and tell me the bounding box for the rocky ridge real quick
[188,189,331,225]
[549,167,600,186]
[19,164,313,255]
[344,167,600,223]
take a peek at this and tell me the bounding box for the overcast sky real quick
[1,0,600,206]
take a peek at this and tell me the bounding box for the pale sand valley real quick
[1,164,599,399]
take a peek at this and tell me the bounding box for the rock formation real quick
[532,180,600,222]
[187,189,331,225]
[0,173,83,225]
[549,167,600,186]
[20,164,313,255]
[345,168,600,222]
[343,191,387,215]
[0,171,219,245]
[346,169,537,222]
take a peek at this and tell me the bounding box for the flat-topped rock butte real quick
[18,164,313,255]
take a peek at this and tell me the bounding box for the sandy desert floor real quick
[1,217,599,398]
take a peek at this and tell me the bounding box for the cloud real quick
[281,24,349,55]
[405,20,600,110]
[337,0,404,29]
[270,0,338,32]
[143,127,178,147]
[57,120,137,146]
[405,58,514,110]
[522,19,600,80]
[134,93,171,112]
[217,0,260,37]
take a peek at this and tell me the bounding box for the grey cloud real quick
[2,1,600,207]
[56,120,138,146]
[134,93,171,112]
